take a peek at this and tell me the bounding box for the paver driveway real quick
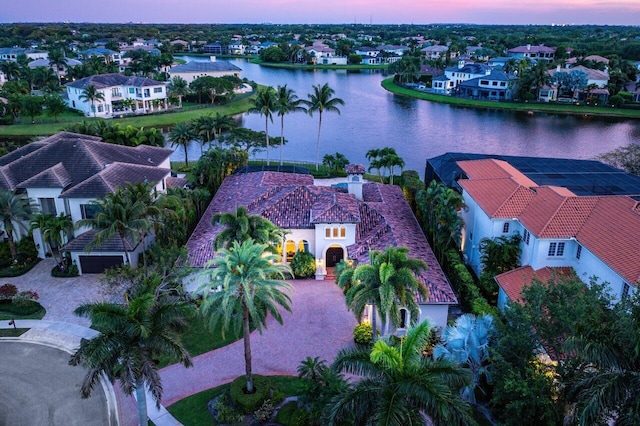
[159,278,357,406]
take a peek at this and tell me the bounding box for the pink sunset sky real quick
[3,0,640,25]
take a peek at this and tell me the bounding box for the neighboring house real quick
[28,57,82,79]
[456,70,516,100]
[78,47,121,65]
[355,46,380,57]
[203,42,227,55]
[377,45,410,56]
[565,55,610,67]
[167,58,242,81]
[444,61,492,91]
[543,65,610,102]
[66,73,168,117]
[228,40,246,55]
[0,47,48,62]
[185,167,457,329]
[360,54,401,65]
[304,46,347,65]
[421,45,449,60]
[507,44,556,62]
[247,41,277,55]
[0,132,173,274]
[170,40,190,51]
[431,75,455,95]
[452,157,640,303]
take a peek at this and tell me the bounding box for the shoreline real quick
[381,78,640,120]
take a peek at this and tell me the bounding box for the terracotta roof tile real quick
[495,266,577,305]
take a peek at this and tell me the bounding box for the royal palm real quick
[306,83,344,171]
[274,85,307,166]
[79,84,105,117]
[248,87,277,165]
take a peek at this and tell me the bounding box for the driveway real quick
[0,341,114,426]
[159,278,357,406]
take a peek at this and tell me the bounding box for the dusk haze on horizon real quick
[3,0,640,25]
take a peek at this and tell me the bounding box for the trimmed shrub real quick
[230,375,271,414]
[354,322,373,345]
[51,263,79,278]
[271,389,285,405]
[0,259,40,277]
[0,299,43,316]
[290,251,316,279]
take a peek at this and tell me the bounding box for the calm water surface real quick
[176,58,640,175]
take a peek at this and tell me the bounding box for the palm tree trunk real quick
[120,235,131,265]
[243,302,254,393]
[7,232,17,261]
[183,144,189,167]
[265,116,270,166]
[315,112,323,171]
[371,302,378,341]
[135,378,149,426]
[280,115,285,166]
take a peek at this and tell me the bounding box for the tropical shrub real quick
[353,322,373,345]
[0,283,18,300]
[230,374,271,414]
[289,251,316,278]
[51,263,79,278]
[211,394,244,424]
[253,399,276,423]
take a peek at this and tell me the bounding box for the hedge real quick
[444,249,497,317]
[230,375,271,414]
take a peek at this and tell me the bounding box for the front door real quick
[325,247,344,267]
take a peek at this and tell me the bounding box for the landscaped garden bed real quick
[0,283,45,320]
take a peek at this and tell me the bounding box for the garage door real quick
[79,255,124,274]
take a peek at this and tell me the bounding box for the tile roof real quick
[186,171,457,304]
[66,73,165,90]
[63,230,140,252]
[495,266,577,305]
[459,158,640,285]
[508,45,556,54]
[0,132,172,198]
[346,164,366,174]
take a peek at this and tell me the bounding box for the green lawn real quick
[251,58,389,70]
[0,328,29,337]
[381,78,640,119]
[0,96,257,137]
[158,314,245,368]
[0,303,46,321]
[167,375,304,426]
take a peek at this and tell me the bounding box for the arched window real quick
[285,240,296,261]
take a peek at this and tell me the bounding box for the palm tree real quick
[434,314,495,403]
[212,113,237,142]
[79,84,105,117]
[212,206,285,252]
[274,85,307,166]
[47,49,67,83]
[248,86,277,165]
[347,246,428,337]
[30,213,72,265]
[0,61,20,81]
[306,83,345,171]
[198,240,292,393]
[168,76,189,108]
[191,114,216,153]
[168,122,194,167]
[76,187,151,265]
[328,321,476,426]
[70,277,192,426]
[122,182,161,267]
[0,190,35,261]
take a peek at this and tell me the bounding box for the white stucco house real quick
[304,46,347,65]
[455,158,640,306]
[0,47,48,62]
[421,45,449,60]
[444,61,493,92]
[167,58,242,81]
[66,73,168,117]
[185,166,457,330]
[0,132,174,274]
[507,44,556,62]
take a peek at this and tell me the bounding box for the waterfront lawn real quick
[382,78,640,119]
[0,96,256,137]
[251,57,389,70]
[167,375,304,426]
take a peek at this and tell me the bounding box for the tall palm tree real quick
[328,321,476,426]
[248,86,277,165]
[0,190,35,261]
[306,83,345,171]
[0,61,21,81]
[76,187,150,265]
[274,85,307,166]
[212,206,284,252]
[122,182,162,267]
[48,49,67,83]
[79,84,105,117]
[30,212,73,265]
[168,76,189,108]
[168,122,195,167]
[347,246,428,338]
[212,113,237,142]
[70,277,192,426]
[198,240,292,393]
[191,114,216,153]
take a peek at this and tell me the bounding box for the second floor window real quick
[325,226,346,239]
[548,241,565,257]
[523,229,531,245]
[576,245,582,259]
[503,222,510,233]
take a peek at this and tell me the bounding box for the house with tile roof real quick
[185,168,457,329]
[0,47,48,63]
[66,73,168,117]
[456,70,517,101]
[455,157,640,305]
[443,61,493,92]
[0,132,173,274]
[507,44,556,62]
[542,65,610,102]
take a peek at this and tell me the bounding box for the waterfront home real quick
[185,167,457,330]
[304,46,348,65]
[446,156,640,303]
[0,132,173,274]
[167,58,242,81]
[542,65,610,102]
[78,47,121,65]
[355,46,380,57]
[203,42,227,55]
[443,60,492,91]
[421,45,449,60]
[507,44,556,62]
[377,45,410,56]
[456,70,516,100]
[66,73,168,117]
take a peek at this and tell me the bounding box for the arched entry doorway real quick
[325,246,344,267]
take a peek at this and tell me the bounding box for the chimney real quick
[210,55,216,62]
[458,59,465,69]
[526,44,531,50]
[345,164,365,201]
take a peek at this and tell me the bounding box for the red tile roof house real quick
[456,158,640,309]
[185,166,457,330]
[0,132,173,274]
